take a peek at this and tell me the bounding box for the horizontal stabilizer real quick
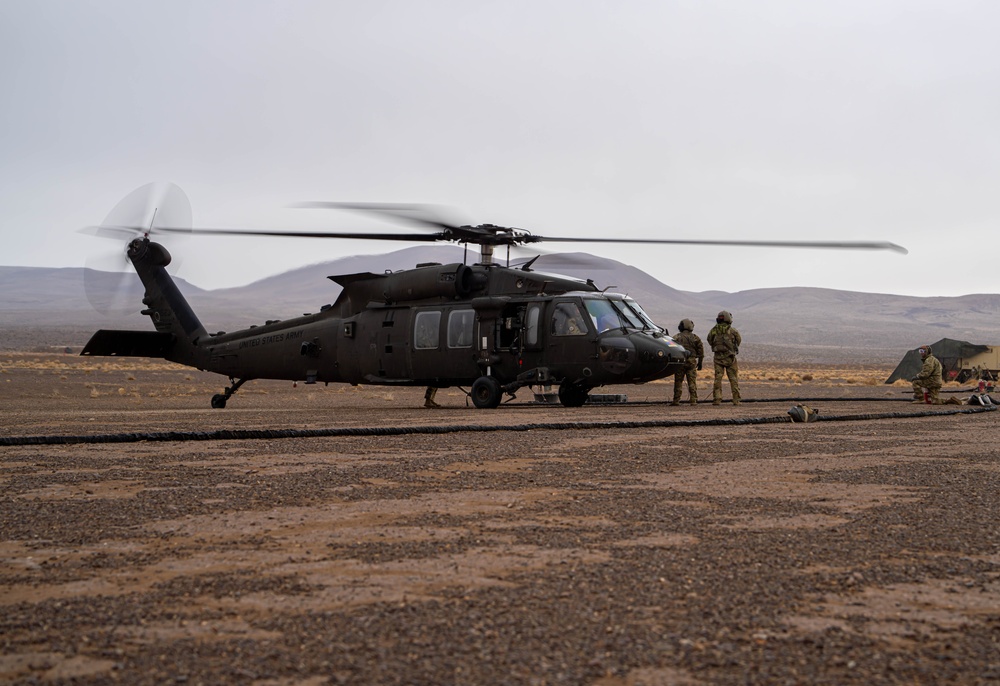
[81,330,175,358]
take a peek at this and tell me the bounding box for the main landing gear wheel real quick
[558,382,590,408]
[211,394,227,409]
[471,376,503,409]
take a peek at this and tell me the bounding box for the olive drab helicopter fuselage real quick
[81,236,688,408]
[79,184,907,408]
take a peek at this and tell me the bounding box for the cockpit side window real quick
[447,309,474,348]
[584,299,622,334]
[414,310,441,350]
[552,302,587,336]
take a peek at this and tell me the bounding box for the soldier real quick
[672,318,704,406]
[424,386,442,408]
[706,310,742,406]
[911,345,943,403]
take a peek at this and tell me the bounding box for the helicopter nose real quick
[599,334,686,382]
[598,337,636,375]
[634,335,686,379]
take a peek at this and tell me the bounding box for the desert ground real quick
[2,352,1000,684]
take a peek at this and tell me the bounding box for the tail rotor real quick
[81,182,191,314]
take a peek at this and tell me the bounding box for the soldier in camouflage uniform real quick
[706,310,742,406]
[911,345,943,403]
[672,318,704,406]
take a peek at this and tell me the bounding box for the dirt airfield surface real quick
[3,353,1000,685]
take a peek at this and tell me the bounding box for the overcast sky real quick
[2,0,998,298]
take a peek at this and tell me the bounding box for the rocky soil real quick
[2,353,1000,684]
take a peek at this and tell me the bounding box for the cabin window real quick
[525,303,542,346]
[447,309,475,348]
[414,311,441,350]
[552,302,587,336]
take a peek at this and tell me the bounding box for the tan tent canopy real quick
[885,338,990,384]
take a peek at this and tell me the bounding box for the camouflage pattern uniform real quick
[706,311,742,406]
[672,319,704,405]
[911,346,943,403]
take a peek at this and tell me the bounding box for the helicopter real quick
[80,183,907,409]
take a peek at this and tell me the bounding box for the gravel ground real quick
[2,354,1000,684]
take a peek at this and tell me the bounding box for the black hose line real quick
[0,405,994,447]
[610,396,911,407]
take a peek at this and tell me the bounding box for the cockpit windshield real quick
[622,299,660,330]
[583,296,661,333]
[612,301,644,329]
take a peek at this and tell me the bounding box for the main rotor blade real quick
[531,236,909,255]
[156,226,446,242]
[79,224,145,241]
[291,202,461,232]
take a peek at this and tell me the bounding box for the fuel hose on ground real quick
[0,405,994,447]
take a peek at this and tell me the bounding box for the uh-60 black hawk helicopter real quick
[80,183,907,409]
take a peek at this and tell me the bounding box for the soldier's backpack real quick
[788,405,820,423]
[711,329,738,355]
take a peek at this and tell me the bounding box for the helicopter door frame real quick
[497,303,526,354]
[546,299,594,383]
[376,307,411,381]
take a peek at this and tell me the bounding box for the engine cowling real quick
[380,263,486,302]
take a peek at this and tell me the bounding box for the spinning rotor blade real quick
[82,182,192,314]
[290,202,462,232]
[528,235,909,255]
[287,201,909,255]
[81,182,192,240]
[83,251,143,315]
[106,191,907,264]
[79,224,148,241]
[157,227,445,242]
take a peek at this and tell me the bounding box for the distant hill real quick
[2,246,998,364]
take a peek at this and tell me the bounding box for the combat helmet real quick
[716,310,733,324]
[678,318,694,333]
[918,344,932,358]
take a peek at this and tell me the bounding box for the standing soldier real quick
[672,318,704,406]
[911,345,943,403]
[706,310,742,406]
[424,386,442,408]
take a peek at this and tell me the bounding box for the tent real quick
[885,338,990,384]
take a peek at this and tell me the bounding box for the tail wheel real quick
[558,382,590,408]
[471,376,502,409]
